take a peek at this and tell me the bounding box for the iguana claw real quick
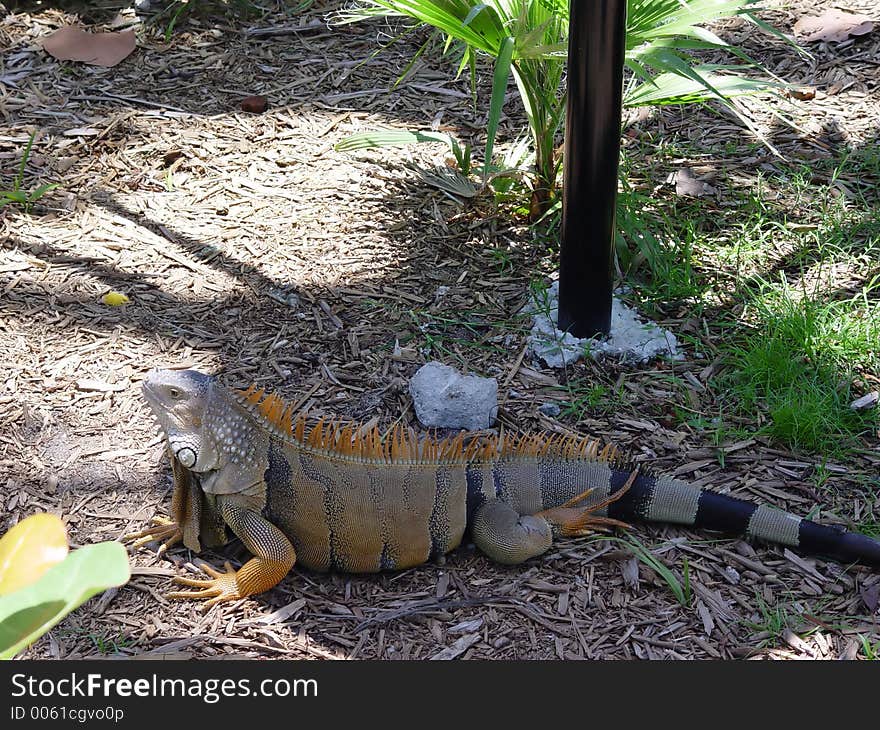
[536,465,639,537]
[122,516,183,555]
[167,561,243,610]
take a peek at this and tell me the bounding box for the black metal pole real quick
[557,0,627,338]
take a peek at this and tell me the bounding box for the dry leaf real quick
[75,379,126,393]
[447,618,483,634]
[620,557,640,588]
[245,598,307,626]
[696,600,715,636]
[793,10,874,43]
[860,585,879,614]
[839,641,860,660]
[101,291,130,306]
[240,95,269,113]
[43,26,136,68]
[162,150,185,168]
[429,633,480,660]
[788,87,816,101]
[850,391,878,410]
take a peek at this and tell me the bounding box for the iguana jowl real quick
[130,368,880,607]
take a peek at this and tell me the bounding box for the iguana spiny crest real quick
[129,368,880,609]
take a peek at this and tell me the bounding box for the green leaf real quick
[15,131,37,190]
[485,36,515,172]
[336,129,458,152]
[341,0,790,197]
[744,11,808,56]
[417,165,477,198]
[26,183,59,202]
[625,66,778,106]
[1,191,28,204]
[590,534,689,606]
[0,542,130,659]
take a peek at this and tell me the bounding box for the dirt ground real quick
[1,1,878,659]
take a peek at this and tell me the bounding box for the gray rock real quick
[267,287,301,310]
[525,280,683,368]
[409,361,497,430]
[537,402,561,417]
[850,391,878,411]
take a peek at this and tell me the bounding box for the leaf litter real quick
[0,0,877,660]
[42,25,137,68]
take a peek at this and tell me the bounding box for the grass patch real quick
[724,278,879,454]
[615,144,879,456]
[617,185,709,308]
[857,503,880,540]
[1,131,58,213]
[742,594,792,647]
[860,635,880,661]
[560,383,618,420]
[407,307,530,367]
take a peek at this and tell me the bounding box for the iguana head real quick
[142,369,265,497]
[142,369,217,471]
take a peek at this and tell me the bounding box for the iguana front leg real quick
[124,452,202,554]
[167,494,296,608]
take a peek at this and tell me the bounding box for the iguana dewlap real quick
[131,368,880,607]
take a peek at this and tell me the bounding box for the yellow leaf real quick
[0,514,69,596]
[102,291,130,306]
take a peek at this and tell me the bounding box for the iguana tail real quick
[597,466,880,568]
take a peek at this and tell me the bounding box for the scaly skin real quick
[128,368,880,609]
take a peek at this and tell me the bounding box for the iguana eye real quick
[168,387,181,399]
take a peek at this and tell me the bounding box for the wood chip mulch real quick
[1,0,878,660]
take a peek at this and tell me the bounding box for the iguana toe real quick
[535,466,639,537]
[167,561,243,609]
[122,517,183,553]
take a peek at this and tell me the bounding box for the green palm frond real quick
[339,0,793,208]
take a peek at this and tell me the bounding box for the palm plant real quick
[338,1,789,217]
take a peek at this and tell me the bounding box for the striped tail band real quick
[603,469,880,568]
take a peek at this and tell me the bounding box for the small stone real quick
[240,95,268,113]
[537,402,561,418]
[850,391,878,411]
[409,361,497,431]
[267,288,301,309]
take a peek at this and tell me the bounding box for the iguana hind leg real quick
[472,467,638,565]
[471,500,554,564]
[167,495,296,609]
[534,466,639,537]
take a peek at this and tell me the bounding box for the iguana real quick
[127,368,880,608]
